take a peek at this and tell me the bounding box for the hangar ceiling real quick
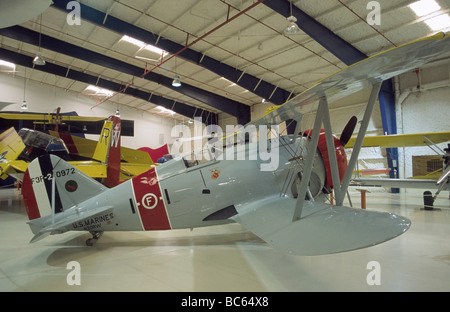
[0,0,449,124]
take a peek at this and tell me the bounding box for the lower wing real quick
[231,196,410,255]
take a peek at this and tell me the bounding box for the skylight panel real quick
[409,0,441,17]
[425,14,450,31]
[121,35,168,57]
[120,35,146,48]
[156,106,176,115]
[0,59,16,71]
[84,85,114,97]
[144,45,168,57]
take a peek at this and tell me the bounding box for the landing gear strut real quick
[86,231,103,246]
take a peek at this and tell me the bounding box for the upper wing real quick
[345,131,450,148]
[248,32,450,128]
[231,195,410,255]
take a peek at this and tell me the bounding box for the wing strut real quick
[337,82,382,205]
[292,96,327,221]
[293,82,382,220]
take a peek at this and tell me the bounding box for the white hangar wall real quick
[0,74,178,150]
[395,60,450,194]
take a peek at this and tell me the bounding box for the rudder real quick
[23,154,108,221]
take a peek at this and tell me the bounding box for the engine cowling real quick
[304,129,348,188]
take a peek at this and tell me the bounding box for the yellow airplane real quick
[0,127,27,180]
[345,131,450,149]
[0,116,154,187]
[0,109,135,136]
[348,132,450,204]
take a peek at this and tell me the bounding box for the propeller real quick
[339,116,357,146]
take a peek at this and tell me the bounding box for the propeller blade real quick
[340,116,357,146]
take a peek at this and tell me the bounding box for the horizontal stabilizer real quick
[28,206,113,243]
[231,196,410,255]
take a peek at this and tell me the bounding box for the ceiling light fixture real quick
[172,57,181,87]
[284,0,300,35]
[21,100,28,110]
[33,14,46,66]
[33,52,46,66]
[22,69,28,110]
[284,16,300,35]
[172,75,182,87]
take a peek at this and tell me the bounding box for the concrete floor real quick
[0,186,449,292]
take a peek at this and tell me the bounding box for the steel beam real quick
[0,47,218,125]
[379,80,400,192]
[0,26,246,124]
[51,0,291,106]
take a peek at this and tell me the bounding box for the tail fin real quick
[22,154,108,221]
[100,115,121,187]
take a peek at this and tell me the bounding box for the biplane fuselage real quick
[101,135,332,232]
[24,134,339,234]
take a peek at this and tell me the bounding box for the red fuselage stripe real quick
[22,170,41,220]
[131,169,171,231]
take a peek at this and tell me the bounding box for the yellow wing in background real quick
[69,161,107,178]
[0,127,26,179]
[345,131,450,148]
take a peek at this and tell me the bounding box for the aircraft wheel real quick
[86,231,103,246]
[85,238,96,246]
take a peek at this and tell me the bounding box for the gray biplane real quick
[21,32,450,255]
